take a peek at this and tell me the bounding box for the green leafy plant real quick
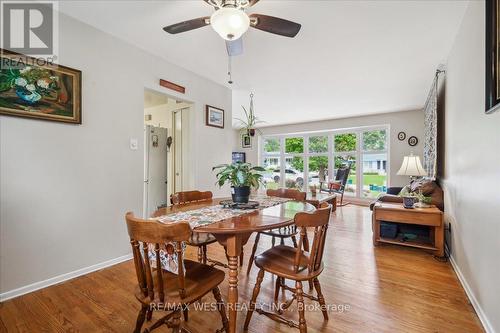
[416,191,432,204]
[212,162,265,188]
[234,93,265,136]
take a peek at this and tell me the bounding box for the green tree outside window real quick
[363,130,386,151]
[334,133,356,152]
[285,137,304,153]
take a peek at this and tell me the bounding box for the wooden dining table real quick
[153,198,315,333]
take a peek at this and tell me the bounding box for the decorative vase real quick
[16,89,42,104]
[231,186,250,203]
[247,128,256,137]
[403,196,417,209]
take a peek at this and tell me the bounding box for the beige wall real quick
[443,2,499,332]
[234,110,425,188]
[0,12,233,296]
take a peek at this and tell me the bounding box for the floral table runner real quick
[149,196,290,275]
[154,195,290,229]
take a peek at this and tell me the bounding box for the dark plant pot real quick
[232,186,250,203]
[403,196,417,209]
[248,128,256,137]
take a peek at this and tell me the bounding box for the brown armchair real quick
[370,180,444,211]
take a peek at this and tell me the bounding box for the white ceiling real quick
[59,1,468,127]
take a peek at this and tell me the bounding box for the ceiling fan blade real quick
[249,14,301,38]
[247,0,260,7]
[203,0,219,8]
[163,17,210,34]
[226,38,243,56]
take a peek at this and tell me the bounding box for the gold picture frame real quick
[0,49,82,124]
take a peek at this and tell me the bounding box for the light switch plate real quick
[130,138,138,150]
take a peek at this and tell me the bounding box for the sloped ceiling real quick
[59,0,468,127]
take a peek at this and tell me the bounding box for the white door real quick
[144,125,168,217]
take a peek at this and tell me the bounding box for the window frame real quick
[259,125,390,198]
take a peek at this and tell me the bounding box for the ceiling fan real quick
[163,0,302,43]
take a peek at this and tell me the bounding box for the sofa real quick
[369,179,444,211]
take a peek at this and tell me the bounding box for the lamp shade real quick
[210,8,250,41]
[397,154,427,177]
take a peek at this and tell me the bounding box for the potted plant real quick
[415,191,432,208]
[234,93,264,137]
[213,162,265,203]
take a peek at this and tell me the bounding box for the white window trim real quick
[260,125,390,200]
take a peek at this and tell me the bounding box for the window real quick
[307,135,328,190]
[263,138,280,154]
[361,129,388,198]
[262,138,281,190]
[334,133,357,196]
[260,126,389,200]
[309,136,328,153]
[283,137,304,189]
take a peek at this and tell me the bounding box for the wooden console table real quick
[372,202,444,257]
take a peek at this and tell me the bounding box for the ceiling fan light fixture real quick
[210,7,250,40]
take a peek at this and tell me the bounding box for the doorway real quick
[143,89,192,217]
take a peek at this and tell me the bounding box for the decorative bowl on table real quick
[220,200,259,210]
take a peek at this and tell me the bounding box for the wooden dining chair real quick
[243,203,332,333]
[170,190,244,268]
[246,188,307,275]
[125,212,228,333]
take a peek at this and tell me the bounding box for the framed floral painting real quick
[0,49,82,124]
[486,0,500,114]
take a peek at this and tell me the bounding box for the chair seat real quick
[187,232,217,246]
[254,245,323,281]
[260,227,297,238]
[135,260,225,306]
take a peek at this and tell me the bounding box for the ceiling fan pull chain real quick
[228,55,233,84]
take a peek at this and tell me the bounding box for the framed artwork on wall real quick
[486,0,500,114]
[206,105,224,128]
[0,49,82,124]
[242,134,251,148]
[232,152,246,163]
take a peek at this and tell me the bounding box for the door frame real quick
[142,87,193,217]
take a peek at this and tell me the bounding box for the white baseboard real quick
[0,253,132,302]
[449,255,496,333]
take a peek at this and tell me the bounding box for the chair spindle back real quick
[266,188,306,201]
[170,190,213,205]
[125,212,192,303]
[293,203,332,273]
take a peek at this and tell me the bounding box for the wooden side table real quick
[306,192,337,211]
[372,202,444,257]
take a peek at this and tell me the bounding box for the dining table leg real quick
[225,234,242,333]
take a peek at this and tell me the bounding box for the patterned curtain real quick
[423,75,439,180]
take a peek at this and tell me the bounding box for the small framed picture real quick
[206,105,224,128]
[242,134,252,148]
[232,152,246,163]
[408,136,418,147]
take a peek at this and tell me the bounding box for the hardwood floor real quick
[0,205,483,333]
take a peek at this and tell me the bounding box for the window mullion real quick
[356,132,362,199]
[328,133,333,183]
[280,137,285,187]
[304,136,309,191]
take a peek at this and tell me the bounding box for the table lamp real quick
[397,153,427,181]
